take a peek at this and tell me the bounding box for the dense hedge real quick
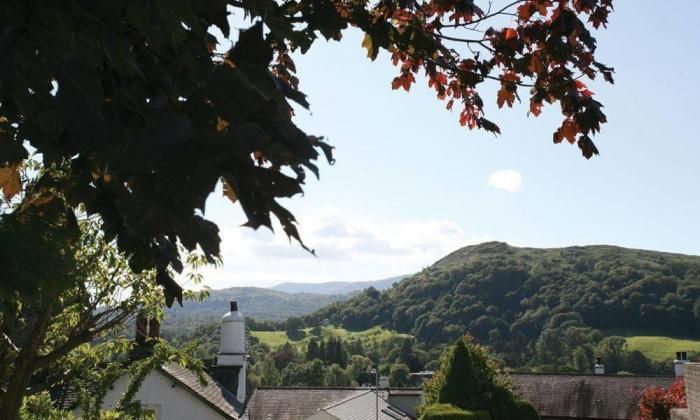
[420,404,491,420]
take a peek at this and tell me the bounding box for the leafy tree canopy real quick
[0,0,614,304]
[423,335,539,420]
[0,219,209,419]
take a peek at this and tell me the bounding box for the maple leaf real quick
[216,117,230,132]
[528,53,545,74]
[221,177,238,204]
[400,73,415,91]
[530,100,542,116]
[504,28,518,41]
[362,34,377,60]
[518,4,534,21]
[497,86,516,108]
[577,134,599,159]
[555,119,578,144]
[478,118,501,134]
[0,164,22,199]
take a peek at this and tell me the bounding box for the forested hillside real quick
[163,287,346,327]
[310,242,700,372]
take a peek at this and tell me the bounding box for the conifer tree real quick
[318,340,326,363]
[306,339,319,361]
[423,336,540,420]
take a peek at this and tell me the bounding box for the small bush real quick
[420,404,491,420]
[510,399,540,420]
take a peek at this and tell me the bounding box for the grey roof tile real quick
[322,390,413,420]
[510,373,677,419]
[241,388,368,420]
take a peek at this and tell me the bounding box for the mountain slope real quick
[270,275,408,295]
[164,287,347,325]
[310,242,700,369]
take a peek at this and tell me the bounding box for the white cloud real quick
[487,169,523,193]
[194,208,490,289]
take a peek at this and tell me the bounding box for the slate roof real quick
[319,390,413,420]
[241,388,367,420]
[510,373,677,419]
[159,363,245,419]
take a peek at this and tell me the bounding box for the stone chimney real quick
[594,357,605,375]
[214,301,247,403]
[675,351,688,377]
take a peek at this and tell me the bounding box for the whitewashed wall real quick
[73,370,229,420]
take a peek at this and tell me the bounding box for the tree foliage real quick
[0,219,209,420]
[638,378,687,420]
[0,1,614,304]
[420,404,491,420]
[422,335,538,420]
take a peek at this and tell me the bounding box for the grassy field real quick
[624,336,700,362]
[603,330,700,362]
[250,325,411,351]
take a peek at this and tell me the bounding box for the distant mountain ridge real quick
[270,275,408,295]
[163,287,346,326]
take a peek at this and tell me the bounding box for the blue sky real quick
[198,1,700,289]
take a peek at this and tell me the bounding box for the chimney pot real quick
[218,302,246,403]
[674,351,686,377]
[594,357,605,375]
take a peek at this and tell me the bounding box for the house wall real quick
[387,394,422,417]
[671,363,700,420]
[73,371,229,420]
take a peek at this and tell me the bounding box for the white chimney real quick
[215,301,247,403]
[594,357,605,375]
[674,352,687,377]
[379,376,389,389]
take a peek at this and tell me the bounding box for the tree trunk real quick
[0,306,52,420]
[0,361,36,420]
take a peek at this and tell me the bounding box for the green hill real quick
[250,325,411,351]
[310,242,700,372]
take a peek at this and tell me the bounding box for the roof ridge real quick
[509,372,676,379]
[256,386,371,390]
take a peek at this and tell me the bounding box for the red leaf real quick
[497,87,516,108]
[504,28,518,41]
[556,119,578,144]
